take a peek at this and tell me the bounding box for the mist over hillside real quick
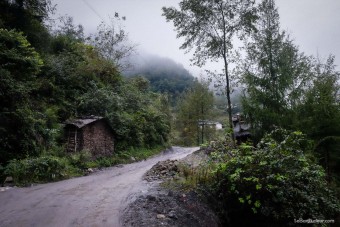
[123,53,195,96]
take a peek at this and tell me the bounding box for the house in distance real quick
[232,113,251,145]
[64,116,115,157]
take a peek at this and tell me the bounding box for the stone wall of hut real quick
[82,120,114,157]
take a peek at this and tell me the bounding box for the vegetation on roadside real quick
[4,146,166,186]
[166,130,340,226]
[0,0,173,185]
[162,0,340,225]
[206,130,339,226]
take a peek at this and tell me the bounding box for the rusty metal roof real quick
[65,116,104,128]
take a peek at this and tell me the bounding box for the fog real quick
[52,0,340,75]
[124,52,192,79]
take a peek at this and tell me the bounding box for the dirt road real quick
[0,147,199,227]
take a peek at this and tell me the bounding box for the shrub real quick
[206,129,340,226]
[95,156,117,167]
[4,156,67,185]
[67,150,92,169]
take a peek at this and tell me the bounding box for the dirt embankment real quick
[122,149,219,227]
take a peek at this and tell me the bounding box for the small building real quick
[64,116,115,157]
[233,114,251,145]
[198,120,223,130]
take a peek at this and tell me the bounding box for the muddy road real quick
[0,147,199,227]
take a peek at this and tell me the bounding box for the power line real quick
[81,0,104,21]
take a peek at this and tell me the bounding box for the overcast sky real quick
[52,0,340,76]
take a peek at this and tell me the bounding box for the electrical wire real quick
[81,0,104,21]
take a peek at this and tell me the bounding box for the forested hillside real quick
[0,0,171,182]
[124,53,195,103]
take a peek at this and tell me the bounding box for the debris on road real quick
[143,159,180,182]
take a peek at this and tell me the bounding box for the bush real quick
[206,129,340,226]
[67,150,92,169]
[4,156,67,185]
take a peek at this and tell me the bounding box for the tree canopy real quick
[241,0,311,141]
[0,6,171,166]
[163,0,257,144]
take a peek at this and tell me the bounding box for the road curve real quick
[0,146,199,227]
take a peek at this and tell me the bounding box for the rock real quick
[0,187,11,192]
[156,214,166,219]
[87,168,94,173]
[146,195,156,201]
[130,156,136,162]
[160,170,167,174]
[143,159,182,182]
[168,211,177,219]
[3,176,14,187]
[4,176,13,182]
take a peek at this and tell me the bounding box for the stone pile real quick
[144,159,180,182]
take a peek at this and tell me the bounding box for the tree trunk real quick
[201,100,204,144]
[223,55,235,146]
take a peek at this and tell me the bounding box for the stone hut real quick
[64,116,115,157]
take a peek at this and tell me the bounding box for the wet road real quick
[0,147,199,227]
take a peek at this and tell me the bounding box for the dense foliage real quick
[163,0,340,225]
[297,56,340,183]
[0,0,171,180]
[78,77,171,149]
[5,156,67,185]
[205,129,339,226]
[241,0,340,184]
[241,0,311,142]
[174,81,215,146]
[0,29,45,162]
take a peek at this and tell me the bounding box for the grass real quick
[85,145,167,168]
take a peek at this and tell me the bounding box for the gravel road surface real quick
[0,146,199,227]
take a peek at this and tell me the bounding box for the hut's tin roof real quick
[65,116,104,128]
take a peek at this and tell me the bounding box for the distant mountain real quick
[123,53,195,97]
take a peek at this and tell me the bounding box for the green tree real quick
[176,81,214,145]
[0,0,53,52]
[241,0,311,141]
[162,0,257,144]
[78,77,170,150]
[45,31,122,120]
[298,55,340,182]
[0,29,44,164]
[90,17,135,71]
[53,16,85,42]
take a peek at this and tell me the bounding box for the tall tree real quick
[0,29,44,164]
[162,0,257,145]
[176,81,214,145]
[298,55,340,181]
[89,17,135,71]
[241,0,311,141]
